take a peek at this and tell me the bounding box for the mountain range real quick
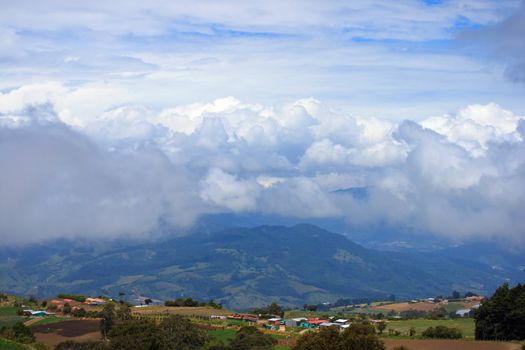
[1,224,523,309]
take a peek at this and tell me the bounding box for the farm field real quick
[132,305,233,317]
[0,307,25,328]
[384,339,522,350]
[371,302,440,313]
[31,320,101,349]
[385,318,475,338]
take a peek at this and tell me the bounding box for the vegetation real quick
[57,294,87,303]
[385,318,474,338]
[421,325,462,339]
[164,298,222,309]
[0,338,33,350]
[229,326,276,350]
[475,282,525,341]
[252,302,284,317]
[55,340,107,350]
[99,304,116,340]
[293,322,384,350]
[0,321,35,344]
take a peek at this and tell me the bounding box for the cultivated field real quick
[384,339,522,350]
[32,320,101,348]
[384,318,475,338]
[131,305,233,317]
[371,302,440,313]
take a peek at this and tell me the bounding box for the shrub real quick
[422,326,462,339]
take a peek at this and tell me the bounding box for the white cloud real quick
[1,85,525,246]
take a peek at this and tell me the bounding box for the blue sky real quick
[1,1,525,245]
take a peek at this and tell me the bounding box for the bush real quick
[55,340,108,349]
[0,321,36,344]
[73,308,87,318]
[293,322,385,350]
[230,326,276,350]
[422,326,462,339]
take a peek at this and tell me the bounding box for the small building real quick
[267,317,282,325]
[319,322,338,328]
[285,318,306,328]
[84,297,107,305]
[23,310,50,317]
[301,319,328,328]
[456,309,472,317]
[334,319,349,325]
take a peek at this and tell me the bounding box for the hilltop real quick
[0,224,522,309]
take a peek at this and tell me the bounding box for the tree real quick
[475,282,525,341]
[116,304,132,321]
[408,327,416,337]
[452,290,461,299]
[376,321,386,334]
[108,320,158,350]
[63,302,72,314]
[73,307,87,318]
[144,298,152,306]
[293,322,385,350]
[303,304,317,312]
[157,315,211,350]
[267,302,284,317]
[422,326,462,339]
[229,326,277,350]
[99,303,116,340]
[1,321,36,344]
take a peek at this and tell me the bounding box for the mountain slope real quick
[0,225,521,309]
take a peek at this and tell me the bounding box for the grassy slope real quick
[385,318,475,338]
[0,338,32,350]
[208,329,291,350]
[0,306,25,329]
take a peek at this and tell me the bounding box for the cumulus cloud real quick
[1,84,525,246]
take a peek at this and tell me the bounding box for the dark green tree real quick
[475,283,525,341]
[108,320,158,350]
[267,302,284,317]
[99,303,116,340]
[293,322,385,350]
[157,315,210,350]
[1,321,36,344]
[229,326,277,350]
[376,321,386,334]
[63,302,72,314]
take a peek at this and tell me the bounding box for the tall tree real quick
[100,303,116,340]
[157,315,210,350]
[475,283,525,341]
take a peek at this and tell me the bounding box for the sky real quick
[1,0,525,246]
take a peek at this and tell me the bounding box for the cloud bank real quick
[1,84,524,245]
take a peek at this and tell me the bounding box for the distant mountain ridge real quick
[0,224,523,309]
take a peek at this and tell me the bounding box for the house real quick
[319,322,338,328]
[455,309,472,317]
[227,314,258,322]
[334,319,349,325]
[284,318,306,328]
[300,318,328,328]
[84,297,107,305]
[267,317,282,325]
[23,310,50,317]
[466,296,484,302]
